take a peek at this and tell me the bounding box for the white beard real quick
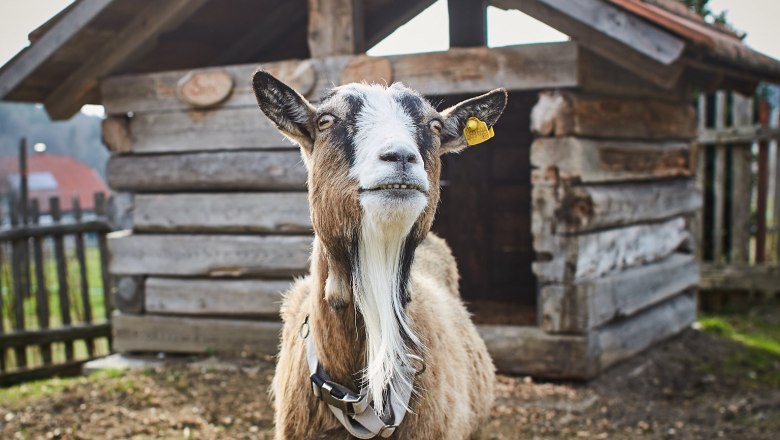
[353,196,424,414]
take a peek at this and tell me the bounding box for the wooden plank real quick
[108,233,312,277]
[773,109,780,264]
[530,137,692,185]
[0,0,114,99]
[448,0,487,47]
[112,314,282,357]
[134,193,311,233]
[495,0,686,89]
[712,91,727,263]
[71,197,95,357]
[0,324,111,348]
[540,253,699,333]
[0,220,110,241]
[694,94,707,261]
[0,360,88,387]
[29,200,52,365]
[533,217,690,284]
[43,0,209,119]
[106,151,307,192]
[114,276,145,315]
[699,264,780,292]
[478,326,595,378]
[100,43,579,115]
[308,0,365,57]
[540,179,701,234]
[756,100,771,263]
[145,278,293,317]
[9,198,28,368]
[49,198,74,361]
[594,292,697,370]
[697,126,780,144]
[531,91,697,140]
[730,92,754,264]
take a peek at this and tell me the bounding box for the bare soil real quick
[0,328,778,440]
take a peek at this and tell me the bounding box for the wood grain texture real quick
[540,253,699,333]
[537,179,701,234]
[531,91,696,140]
[594,292,697,370]
[145,278,294,317]
[133,193,311,233]
[730,92,754,264]
[699,264,780,292]
[533,217,690,284]
[531,137,692,184]
[106,151,307,192]
[114,276,145,314]
[108,232,312,277]
[101,43,579,115]
[112,314,282,356]
[307,0,364,57]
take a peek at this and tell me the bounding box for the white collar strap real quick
[301,315,422,439]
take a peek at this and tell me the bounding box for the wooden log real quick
[533,217,690,284]
[730,92,754,264]
[145,278,294,317]
[594,292,696,370]
[539,179,701,234]
[540,253,699,333]
[108,233,312,277]
[71,197,95,357]
[699,264,780,293]
[114,276,145,314]
[107,191,134,231]
[133,193,311,233]
[49,198,74,361]
[530,91,696,140]
[478,326,595,378]
[530,137,692,184]
[106,151,307,192]
[112,314,282,357]
[100,43,579,115]
[308,0,365,57]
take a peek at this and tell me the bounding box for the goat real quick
[252,70,507,439]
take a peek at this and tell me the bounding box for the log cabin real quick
[1,0,779,379]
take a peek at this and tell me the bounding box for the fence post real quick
[29,199,53,364]
[713,91,727,264]
[756,99,770,263]
[731,92,753,265]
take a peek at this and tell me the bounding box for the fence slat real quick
[72,196,94,357]
[695,94,707,261]
[94,193,113,349]
[713,91,728,263]
[756,100,770,263]
[9,197,28,368]
[0,204,5,373]
[49,197,74,362]
[30,200,52,365]
[773,108,780,264]
[731,92,753,264]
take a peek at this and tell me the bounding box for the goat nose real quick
[379,150,418,164]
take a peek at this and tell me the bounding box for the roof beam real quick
[491,0,687,89]
[449,0,488,47]
[43,0,209,120]
[0,0,115,100]
[308,0,365,57]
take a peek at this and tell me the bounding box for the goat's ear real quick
[252,70,316,152]
[440,88,508,154]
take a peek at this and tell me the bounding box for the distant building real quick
[0,152,109,213]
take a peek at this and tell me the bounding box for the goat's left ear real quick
[440,88,508,154]
[252,70,316,152]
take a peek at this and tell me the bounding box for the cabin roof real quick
[1,0,778,120]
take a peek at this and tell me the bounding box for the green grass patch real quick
[0,368,123,407]
[697,310,780,387]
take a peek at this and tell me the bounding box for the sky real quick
[0,0,777,115]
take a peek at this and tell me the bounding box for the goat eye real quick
[429,120,443,136]
[317,114,336,131]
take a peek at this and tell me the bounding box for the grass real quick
[0,368,124,406]
[697,306,780,387]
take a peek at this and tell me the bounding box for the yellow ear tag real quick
[464,117,495,146]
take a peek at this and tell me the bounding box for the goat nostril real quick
[379,152,402,163]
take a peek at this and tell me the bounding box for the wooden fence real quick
[0,144,113,385]
[696,91,780,300]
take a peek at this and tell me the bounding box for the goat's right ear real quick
[252,70,316,152]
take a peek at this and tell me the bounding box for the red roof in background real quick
[0,153,109,213]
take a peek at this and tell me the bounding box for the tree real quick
[679,0,731,27]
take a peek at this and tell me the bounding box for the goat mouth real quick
[361,184,426,193]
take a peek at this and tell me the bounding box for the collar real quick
[300,315,424,439]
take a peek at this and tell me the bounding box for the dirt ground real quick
[0,324,778,439]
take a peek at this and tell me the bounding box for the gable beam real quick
[449,0,488,47]
[308,0,365,57]
[43,0,209,120]
[0,0,115,100]
[492,0,687,89]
